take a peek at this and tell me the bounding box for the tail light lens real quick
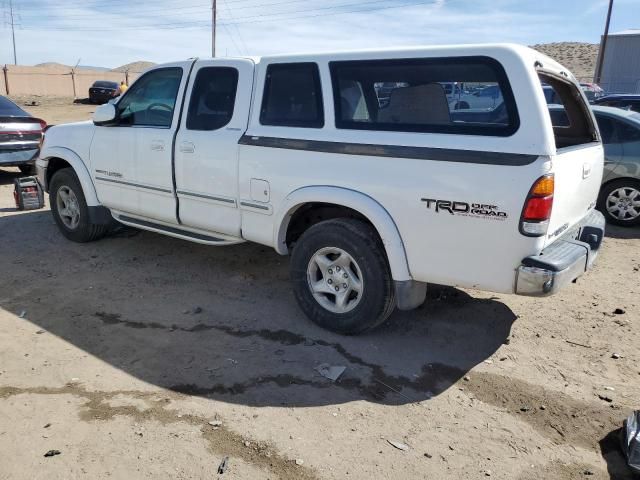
[36,119,47,149]
[520,174,554,236]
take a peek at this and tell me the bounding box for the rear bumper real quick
[0,148,39,166]
[515,209,605,296]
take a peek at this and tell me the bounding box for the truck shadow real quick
[605,224,640,240]
[0,209,516,407]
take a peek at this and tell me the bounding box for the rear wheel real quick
[290,218,396,334]
[598,179,640,227]
[50,168,108,242]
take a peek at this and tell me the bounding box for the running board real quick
[115,214,244,246]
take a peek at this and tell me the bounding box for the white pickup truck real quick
[37,44,605,334]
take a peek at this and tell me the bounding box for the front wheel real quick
[597,179,640,227]
[290,218,396,334]
[50,168,108,242]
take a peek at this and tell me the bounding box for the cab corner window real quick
[260,62,324,128]
[330,57,519,137]
[186,67,239,131]
[116,67,183,128]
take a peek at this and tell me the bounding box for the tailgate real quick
[546,143,604,246]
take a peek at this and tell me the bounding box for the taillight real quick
[520,174,554,236]
[36,118,47,148]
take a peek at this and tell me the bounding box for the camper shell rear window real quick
[329,56,520,137]
[539,72,598,149]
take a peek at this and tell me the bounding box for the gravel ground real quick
[0,99,638,479]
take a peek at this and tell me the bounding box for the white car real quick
[37,44,605,334]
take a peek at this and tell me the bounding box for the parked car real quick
[549,104,640,226]
[580,83,604,103]
[593,94,640,113]
[37,45,605,334]
[543,85,559,105]
[89,81,119,104]
[0,96,46,175]
[447,83,504,110]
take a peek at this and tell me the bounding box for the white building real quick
[596,29,640,93]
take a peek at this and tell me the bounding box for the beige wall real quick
[2,65,141,97]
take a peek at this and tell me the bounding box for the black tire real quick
[597,179,640,227]
[49,168,108,242]
[454,101,470,110]
[18,164,36,176]
[290,218,396,335]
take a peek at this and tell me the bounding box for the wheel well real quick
[45,157,72,189]
[285,203,376,249]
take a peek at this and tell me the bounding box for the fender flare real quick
[41,146,100,206]
[274,186,412,281]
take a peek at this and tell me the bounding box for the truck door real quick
[174,59,254,236]
[90,62,192,224]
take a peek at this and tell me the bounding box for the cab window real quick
[260,63,324,128]
[116,67,183,128]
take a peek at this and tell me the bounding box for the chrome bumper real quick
[515,210,605,296]
[0,148,39,166]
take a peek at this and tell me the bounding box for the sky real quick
[0,0,638,68]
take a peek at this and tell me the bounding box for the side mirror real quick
[93,103,117,126]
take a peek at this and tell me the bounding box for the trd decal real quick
[95,169,123,178]
[421,198,508,220]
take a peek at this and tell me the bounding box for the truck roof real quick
[160,43,572,80]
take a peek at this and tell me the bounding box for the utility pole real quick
[594,0,614,85]
[211,0,217,57]
[8,0,17,64]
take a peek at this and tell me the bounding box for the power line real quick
[20,0,441,30]
[221,0,249,55]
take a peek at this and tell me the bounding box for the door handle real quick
[179,141,195,154]
[150,140,165,152]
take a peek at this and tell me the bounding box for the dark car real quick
[0,96,46,175]
[593,94,640,113]
[89,80,119,104]
[549,104,640,226]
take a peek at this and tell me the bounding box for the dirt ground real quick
[0,99,638,480]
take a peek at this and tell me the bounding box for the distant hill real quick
[111,61,156,73]
[78,65,109,71]
[34,62,70,70]
[531,42,600,81]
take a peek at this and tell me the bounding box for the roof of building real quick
[610,29,640,36]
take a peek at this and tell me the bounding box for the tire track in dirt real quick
[464,371,629,451]
[0,384,319,480]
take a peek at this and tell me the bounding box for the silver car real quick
[549,105,640,226]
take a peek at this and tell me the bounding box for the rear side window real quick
[260,63,324,128]
[618,121,640,142]
[330,56,519,136]
[596,115,617,143]
[186,67,238,131]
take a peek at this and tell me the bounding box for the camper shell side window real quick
[329,56,520,137]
